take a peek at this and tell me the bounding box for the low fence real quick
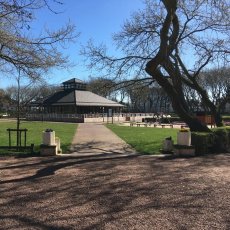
[26,113,84,123]
[26,113,156,123]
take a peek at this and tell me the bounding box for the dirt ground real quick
[0,153,229,230]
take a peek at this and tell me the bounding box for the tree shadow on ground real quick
[0,154,138,184]
[0,153,229,229]
[69,140,136,154]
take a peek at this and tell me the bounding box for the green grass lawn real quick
[0,120,77,155]
[107,124,179,155]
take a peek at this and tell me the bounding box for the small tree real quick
[124,82,151,112]
[199,67,230,113]
[0,0,77,147]
[86,77,116,98]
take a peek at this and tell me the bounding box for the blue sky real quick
[1,0,145,88]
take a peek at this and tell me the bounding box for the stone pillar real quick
[177,131,191,146]
[40,129,58,156]
[42,130,55,145]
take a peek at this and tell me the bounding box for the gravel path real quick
[1,153,230,230]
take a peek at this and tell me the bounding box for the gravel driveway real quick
[1,153,230,230]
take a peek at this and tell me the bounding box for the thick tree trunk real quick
[145,67,211,132]
[144,0,218,132]
[171,96,211,132]
[190,81,224,127]
[211,110,224,127]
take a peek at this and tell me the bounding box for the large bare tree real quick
[82,0,229,131]
[0,0,76,80]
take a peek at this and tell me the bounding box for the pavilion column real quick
[74,105,78,114]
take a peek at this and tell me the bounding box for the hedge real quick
[191,127,230,155]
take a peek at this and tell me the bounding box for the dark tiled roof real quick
[74,90,123,107]
[43,89,124,107]
[43,89,74,106]
[62,78,84,84]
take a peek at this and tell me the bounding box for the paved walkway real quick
[68,123,136,156]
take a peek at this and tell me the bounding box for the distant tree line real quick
[0,66,229,116]
[86,67,230,114]
[0,83,59,115]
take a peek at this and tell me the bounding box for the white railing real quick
[26,113,157,123]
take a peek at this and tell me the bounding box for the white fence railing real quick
[26,113,157,123]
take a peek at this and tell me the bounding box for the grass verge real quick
[0,120,77,156]
[106,124,178,155]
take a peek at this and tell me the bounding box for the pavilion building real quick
[42,78,124,114]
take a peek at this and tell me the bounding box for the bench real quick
[181,125,189,129]
[130,122,173,128]
[130,122,147,127]
[136,122,148,127]
[161,124,174,128]
[153,123,173,128]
